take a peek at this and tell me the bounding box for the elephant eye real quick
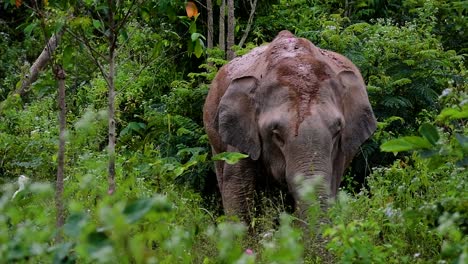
[331,119,342,138]
[272,128,285,147]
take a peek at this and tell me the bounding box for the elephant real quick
[203,30,376,220]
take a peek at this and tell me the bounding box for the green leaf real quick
[402,136,433,149]
[86,231,112,259]
[391,78,412,87]
[24,22,38,37]
[62,45,74,66]
[123,198,154,224]
[120,122,146,136]
[92,19,102,31]
[119,28,128,42]
[212,152,249,165]
[189,21,197,34]
[381,138,414,153]
[191,32,202,42]
[52,242,74,264]
[194,39,204,58]
[64,212,88,238]
[381,136,432,153]
[152,195,172,212]
[437,105,468,121]
[173,166,185,176]
[418,123,439,146]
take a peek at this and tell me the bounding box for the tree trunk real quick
[207,0,213,50]
[238,0,257,48]
[16,30,64,96]
[219,0,226,56]
[54,64,66,242]
[107,0,116,195]
[227,0,235,60]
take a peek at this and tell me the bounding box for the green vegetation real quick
[0,0,466,263]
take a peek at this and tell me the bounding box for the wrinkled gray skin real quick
[203,31,377,220]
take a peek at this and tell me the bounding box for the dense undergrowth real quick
[0,0,467,263]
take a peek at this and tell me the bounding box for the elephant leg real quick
[221,149,257,223]
[211,147,225,193]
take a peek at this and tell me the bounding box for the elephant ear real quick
[217,76,261,160]
[338,70,377,166]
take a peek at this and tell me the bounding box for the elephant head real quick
[204,31,376,218]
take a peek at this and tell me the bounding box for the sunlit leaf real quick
[191,32,202,42]
[189,20,197,34]
[92,19,102,31]
[212,152,249,165]
[173,166,185,176]
[381,136,432,153]
[194,39,204,58]
[437,105,468,121]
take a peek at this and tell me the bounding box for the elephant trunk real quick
[285,151,332,217]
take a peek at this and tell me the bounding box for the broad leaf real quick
[194,39,204,58]
[438,105,468,121]
[381,138,414,153]
[191,32,202,42]
[418,123,439,146]
[381,136,432,153]
[123,196,172,223]
[86,232,112,260]
[64,212,88,238]
[52,242,74,264]
[123,198,154,224]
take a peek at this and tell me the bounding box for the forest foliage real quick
[0,0,466,263]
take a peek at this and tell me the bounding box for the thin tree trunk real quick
[207,0,213,50]
[16,31,64,96]
[219,0,226,56]
[227,0,235,60]
[238,0,257,48]
[54,64,66,242]
[107,0,116,195]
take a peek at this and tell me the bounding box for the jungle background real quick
[0,0,466,263]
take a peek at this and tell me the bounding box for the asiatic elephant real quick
[203,31,376,220]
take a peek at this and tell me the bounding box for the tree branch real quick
[15,30,64,96]
[238,0,257,48]
[114,0,137,37]
[65,28,110,86]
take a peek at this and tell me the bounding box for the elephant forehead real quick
[275,56,332,134]
[266,36,315,67]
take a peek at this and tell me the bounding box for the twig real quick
[238,0,257,48]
